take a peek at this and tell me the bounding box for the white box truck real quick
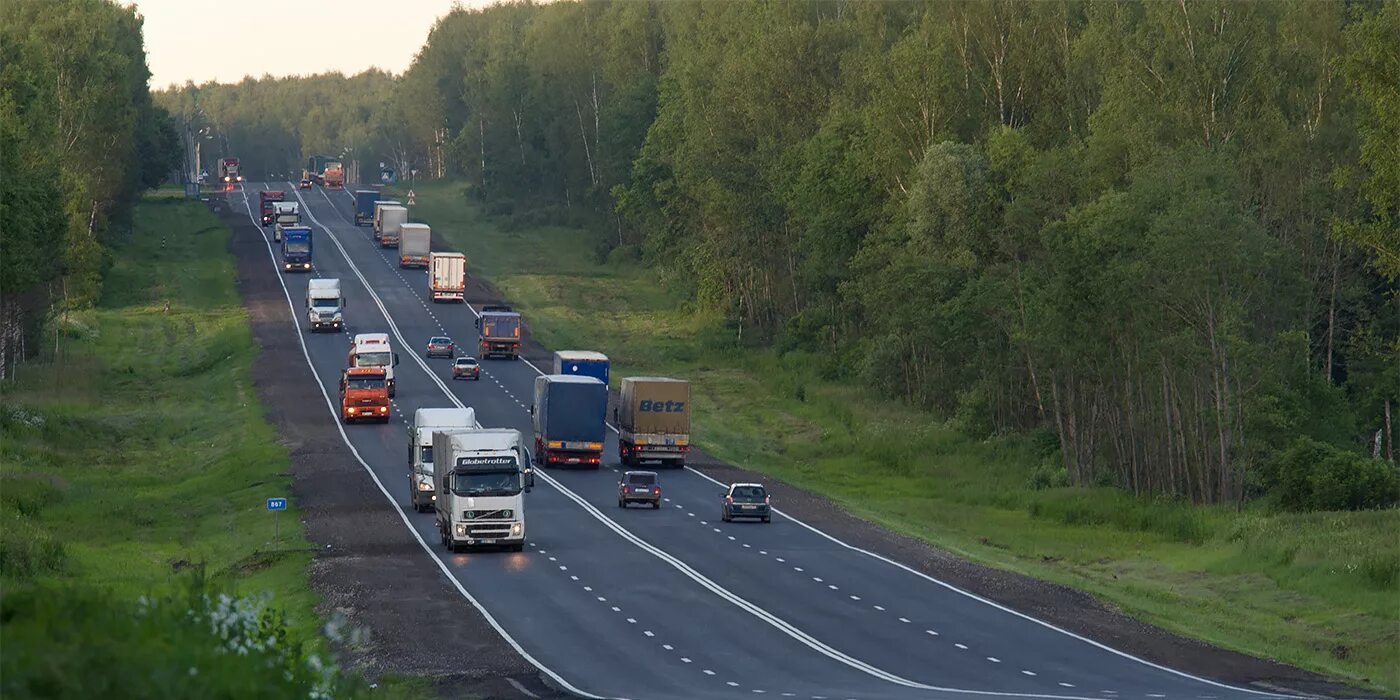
[347,332,400,397]
[408,407,476,512]
[429,252,466,303]
[432,428,531,552]
[399,223,431,268]
[376,205,407,248]
[271,201,300,241]
[306,278,345,332]
[372,200,401,242]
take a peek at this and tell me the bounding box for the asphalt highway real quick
[229,182,1297,700]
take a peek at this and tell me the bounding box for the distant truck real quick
[408,407,476,512]
[353,190,379,226]
[306,155,335,185]
[271,201,301,241]
[375,205,407,247]
[553,351,609,386]
[348,333,399,397]
[433,428,530,552]
[218,157,242,185]
[259,190,285,226]
[532,375,607,468]
[428,251,466,302]
[306,278,345,332]
[399,223,431,268]
[323,161,344,189]
[372,200,401,238]
[476,306,521,359]
[280,226,313,272]
[340,367,390,423]
[617,377,691,468]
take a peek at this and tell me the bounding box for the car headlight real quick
[455,524,467,537]
[510,522,523,537]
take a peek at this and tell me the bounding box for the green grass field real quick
[0,197,432,698]
[401,178,1400,693]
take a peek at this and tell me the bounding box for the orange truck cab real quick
[340,367,391,423]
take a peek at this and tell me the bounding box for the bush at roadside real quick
[1275,437,1399,512]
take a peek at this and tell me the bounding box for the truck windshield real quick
[354,351,391,367]
[345,377,385,390]
[451,470,521,497]
[311,297,338,309]
[285,241,311,254]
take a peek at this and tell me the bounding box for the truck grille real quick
[462,509,513,520]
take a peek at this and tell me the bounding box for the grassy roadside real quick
[0,197,424,697]
[402,178,1400,693]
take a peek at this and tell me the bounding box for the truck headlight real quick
[455,524,467,537]
[510,522,522,537]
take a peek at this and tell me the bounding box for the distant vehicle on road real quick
[271,201,300,241]
[426,336,455,359]
[353,190,379,226]
[408,408,476,513]
[299,178,312,189]
[280,226,313,272]
[339,367,390,423]
[721,483,771,523]
[429,251,466,302]
[218,157,242,185]
[306,278,344,332]
[375,204,407,247]
[399,223,431,268]
[618,377,690,468]
[476,306,522,359]
[348,333,399,397]
[532,374,607,468]
[618,471,661,509]
[553,350,609,385]
[323,160,344,189]
[452,357,481,381]
[258,190,285,226]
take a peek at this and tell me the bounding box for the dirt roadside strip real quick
[216,198,568,700]
[221,190,1372,700]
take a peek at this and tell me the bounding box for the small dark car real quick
[452,356,481,380]
[426,336,455,359]
[299,178,313,189]
[618,471,661,509]
[721,483,771,523]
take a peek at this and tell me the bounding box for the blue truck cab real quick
[552,351,610,386]
[532,375,608,468]
[353,190,379,226]
[281,226,313,272]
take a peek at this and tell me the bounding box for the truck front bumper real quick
[451,521,524,547]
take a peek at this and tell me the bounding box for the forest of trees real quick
[1,0,183,378]
[157,0,1397,509]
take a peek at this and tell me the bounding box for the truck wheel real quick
[653,501,661,510]
[762,516,771,523]
[618,498,625,508]
[722,511,731,523]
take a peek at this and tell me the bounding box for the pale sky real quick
[130,0,489,89]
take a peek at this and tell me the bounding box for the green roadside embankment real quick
[400,178,1399,693]
[0,195,421,698]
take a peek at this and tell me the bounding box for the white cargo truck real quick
[376,205,407,248]
[272,201,300,242]
[433,428,531,552]
[348,332,400,397]
[408,407,476,512]
[399,223,431,268]
[372,200,401,239]
[428,251,467,302]
[305,278,345,332]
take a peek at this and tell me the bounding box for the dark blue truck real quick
[281,226,313,272]
[532,375,608,468]
[552,351,609,386]
[353,190,379,226]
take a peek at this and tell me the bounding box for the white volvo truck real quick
[305,278,345,332]
[408,408,476,512]
[433,428,530,552]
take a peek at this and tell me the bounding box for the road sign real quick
[407,189,416,206]
[267,497,287,511]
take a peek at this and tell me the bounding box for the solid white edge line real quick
[234,185,608,700]
[304,186,1290,700]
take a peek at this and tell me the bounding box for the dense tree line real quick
[161,0,1398,508]
[1,0,182,378]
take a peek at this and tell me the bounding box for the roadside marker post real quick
[267,497,287,542]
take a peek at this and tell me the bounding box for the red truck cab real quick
[340,367,390,423]
[258,190,285,226]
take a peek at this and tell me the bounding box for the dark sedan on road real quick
[721,483,771,523]
[299,178,313,189]
[426,336,456,359]
[452,356,481,380]
[618,471,661,509]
